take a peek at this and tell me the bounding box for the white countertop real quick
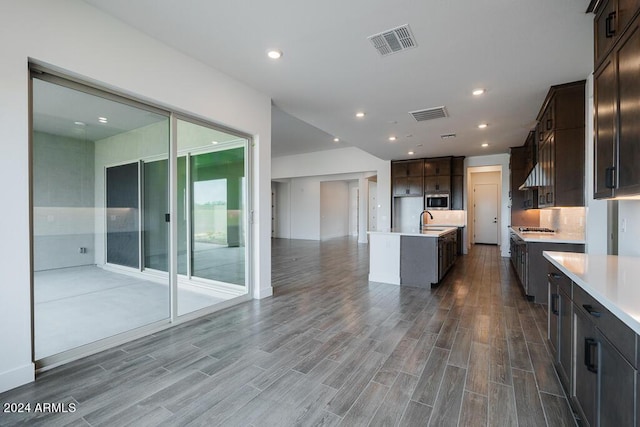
[510,227,585,244]
[369,226,458,238]
[543,251,640,336]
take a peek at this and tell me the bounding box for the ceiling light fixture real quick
[267,49,282,59]
[481,143,489,147]
[388,136,397,141]
[211,141,219,145]
[408,151,414,155]
[472,88,486,96]
[478,123,488,129]
[333,138,340,142]
[98,117,108,124]
[356,112,366,118]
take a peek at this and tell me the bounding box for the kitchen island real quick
[368,227,458,287]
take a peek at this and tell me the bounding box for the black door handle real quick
[605,166,616,189]
[550,294,559,315]
[583,304,602,318]
[605,12,616,38]
[584,338,599,373]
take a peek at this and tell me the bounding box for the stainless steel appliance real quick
[425,193,449,210]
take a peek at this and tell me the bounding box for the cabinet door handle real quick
[550,294,559,315]
[583,304,602,318]
[605,166,616,189]
[584,338,599,373]
[548,273,561,279]
[546,118,552,130]
[605,11,616,38]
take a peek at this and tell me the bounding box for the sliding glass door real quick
[31,69,252,365]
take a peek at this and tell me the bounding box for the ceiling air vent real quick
[440,133,456,140]
[409,106,448,122]
[368,24,417,56]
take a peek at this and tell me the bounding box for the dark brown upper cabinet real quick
[424,158,451,177]
[391,159,424,196]
[593,5,640,198]
[594,0,640,66]
[391,156,464,209]
[535,81,586,208]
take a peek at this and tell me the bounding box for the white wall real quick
[272,146,391,233]
[0,0,271,393]
[272,181,291,239]
[320,181,350,240]
[618,201,640,256]
[465,154,511,257]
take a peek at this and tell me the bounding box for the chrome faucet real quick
[419,210,434,228]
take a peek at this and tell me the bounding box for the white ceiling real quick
[84,0,594,161]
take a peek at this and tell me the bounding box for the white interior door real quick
[473,183,498,244]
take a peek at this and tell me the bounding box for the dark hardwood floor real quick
[0,238,576,426]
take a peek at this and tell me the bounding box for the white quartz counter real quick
[510,227,585,244]
[369,227,458,238]
[543,251,640,336]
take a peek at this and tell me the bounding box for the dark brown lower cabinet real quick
[558,286,572,390]
[573,303,637,427]
[548,262,638,427]
[574,307,598,427]
[548,270,572,392]
[598,330,636,427]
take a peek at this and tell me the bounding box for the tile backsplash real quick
[429,210,467,226]
[540,207,585,235]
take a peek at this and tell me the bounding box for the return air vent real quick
[440,133,456,140]
[409,106,448,122]
[368,24,417,56]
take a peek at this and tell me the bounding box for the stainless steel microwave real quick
[425,193,450,210]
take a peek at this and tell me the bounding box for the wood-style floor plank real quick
[0,239,576,426]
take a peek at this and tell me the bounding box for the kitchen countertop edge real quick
[543,251,640,336]
[510,226,586,244]
[368,227,459,238]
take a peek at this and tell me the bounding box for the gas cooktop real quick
[518,227,556,233]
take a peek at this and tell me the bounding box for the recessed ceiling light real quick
[478,123,488,129]
[408,151,414,155]
[267,49,282,59]
[481,143,489,147]
[356,112,366,118]
[388,136,397,141]
[211,141,219,145]
[98,117,108,124]
[333,137,340,142]
[472,88,486,96]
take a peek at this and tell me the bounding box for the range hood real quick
[519,162,542,190]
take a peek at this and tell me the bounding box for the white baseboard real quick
[0,363,35,394]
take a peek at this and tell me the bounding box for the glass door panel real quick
[32,76,170,360]
[176,119,248,316]
[143,159,169,272]
[106,162,140,268]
